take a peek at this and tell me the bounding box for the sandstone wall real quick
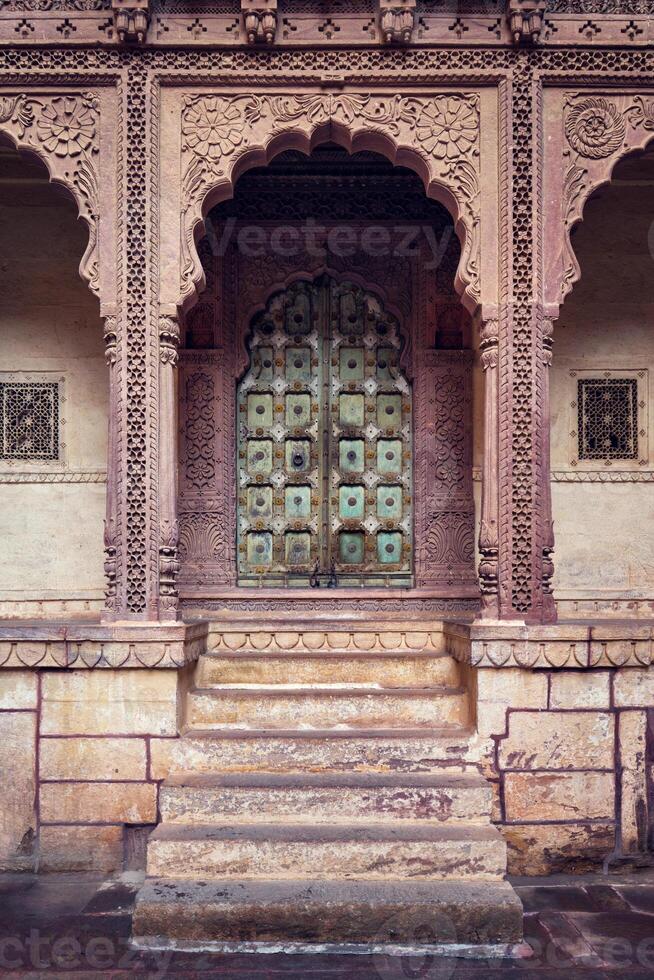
[477,667,652,875]
[0,181,108,619]
[2,661,651,876]
[0,668,181,872]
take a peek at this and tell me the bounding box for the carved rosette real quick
[180,92,481,311]
[0,93,100,295]
[560,92,654,303]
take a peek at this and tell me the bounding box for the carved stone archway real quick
[173,91,482,318]
[154,87,487,618]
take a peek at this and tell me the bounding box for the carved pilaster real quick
[477,312,500,617]
[540,314,557,619]
[102,312,119,619]
[158,314,181,620]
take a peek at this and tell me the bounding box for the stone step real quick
[133,877,523,945]
[187,685,469,730]
[159,770,492,825]
[195,652,460,688]
[151,727,478,779]
[146,822,507,881]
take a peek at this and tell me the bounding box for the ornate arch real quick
[0,92,100,295]
[553,93,654,308]
[178,91,481,316]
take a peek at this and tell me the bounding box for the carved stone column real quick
[539,311,557,623]
[158,314,181,620]
[477,310,500,618]
[102,310,119,618]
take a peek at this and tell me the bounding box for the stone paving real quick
[3,870,654,977]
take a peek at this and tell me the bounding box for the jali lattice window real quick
[577,377,638,461]
[0,381,60,461]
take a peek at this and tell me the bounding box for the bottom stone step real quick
[132,877,523,945]
[146,821,506,880]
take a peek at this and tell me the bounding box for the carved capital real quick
[112,0,149,43]
[241,0,277,44]
[103,314,118,366]
[378,0,416,43]
[160,314,181,365]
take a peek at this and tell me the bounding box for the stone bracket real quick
[241,0,277,44]
[112,0,149,44]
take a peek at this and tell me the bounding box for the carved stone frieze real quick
[179,91,481,312]
[446,622,654,670]
[0,92,100,294]
[0,623,208,669]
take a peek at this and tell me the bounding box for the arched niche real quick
[174,143,478,609]
[549,141,654,618]
[0,136,108,619]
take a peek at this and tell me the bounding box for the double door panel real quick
[237,276,413,586]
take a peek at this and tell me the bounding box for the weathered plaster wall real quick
[0,174,108,617]
[551,167,654,604]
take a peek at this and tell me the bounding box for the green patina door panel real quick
[237,276,412,586]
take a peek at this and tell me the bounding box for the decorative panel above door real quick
[237,276,413,586]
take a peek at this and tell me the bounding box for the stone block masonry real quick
[480,667,654,875]
[2,653,654,877]
[0,667,181,873]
